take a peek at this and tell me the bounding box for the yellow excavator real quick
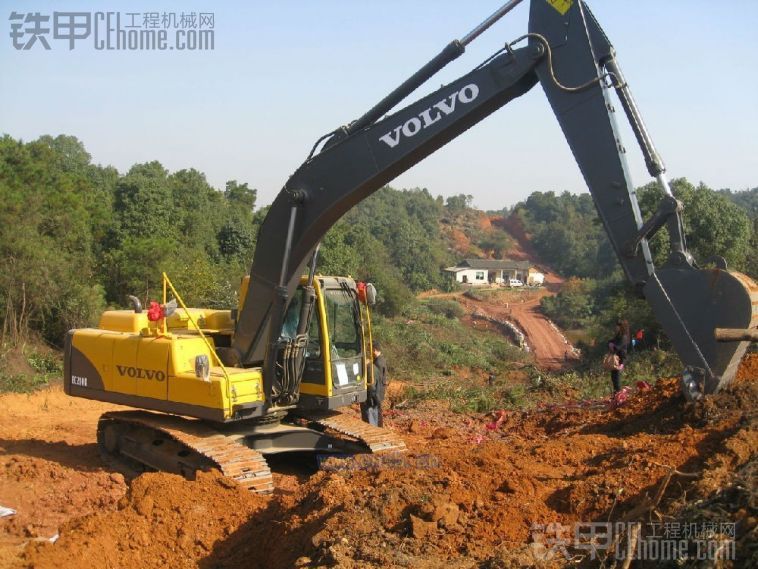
[65,273,397,492]
[64,0,757,492]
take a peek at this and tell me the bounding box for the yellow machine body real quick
[64,276,371,422]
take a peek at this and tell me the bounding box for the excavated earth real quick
[1,355,756,568]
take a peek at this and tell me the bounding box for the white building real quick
[527,272,545,286]
[444,258,534,286]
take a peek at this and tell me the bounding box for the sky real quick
[1,0,757,211]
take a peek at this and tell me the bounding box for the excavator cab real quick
[239,275,372,412]
[297,277,371,410]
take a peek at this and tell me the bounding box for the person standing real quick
[361,340,388,427]
[634,328,645,350]
[605,319,630,394]
[605,342,623,393]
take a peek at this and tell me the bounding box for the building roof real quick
[457,258,531,270]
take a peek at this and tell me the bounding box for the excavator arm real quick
[232,0,756,400]
[527,1,757,395]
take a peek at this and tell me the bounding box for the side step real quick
[98,411,274,494]
[306,411,408,453]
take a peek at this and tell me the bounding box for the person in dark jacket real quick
[607,319,630,393]
[607,342,623,393]
[361,340,388,427]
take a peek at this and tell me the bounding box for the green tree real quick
[217,181,259,267]
[540,278,596,329]
[515,191,612,278]
[114,161,175,239]
[169,169,219,253]
[721,187,758,219]
[0,136,105,344]
[445,193,473,213]
[36,134,92,173]
[224,180,257,212]
[637,179,752,271]
[317,220,362,276]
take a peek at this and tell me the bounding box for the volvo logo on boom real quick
[116,365,166,381]
[379,83,480,149]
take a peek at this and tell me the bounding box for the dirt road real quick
[505,295,575,370]
[451,213,577,371]
[1,355,755,568]
[457,287,576,371]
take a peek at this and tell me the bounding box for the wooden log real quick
[714,328,758,342]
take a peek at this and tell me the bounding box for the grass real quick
[399,349,681,415]
[373,301,530,385]
[404,379,528,414]
[385,303,684,414]
[374,296,686,415]
[531,348,682,402]
[462,286,538,304]
[423,298,465,319]
[0,372,52,393]
[564,328,592,346]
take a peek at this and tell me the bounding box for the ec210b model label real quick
[379,83,480,148]
[71,375,88,387]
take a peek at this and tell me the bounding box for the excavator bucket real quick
[645,268,757,393]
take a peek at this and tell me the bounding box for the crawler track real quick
[308,412,408,453]
[97,411,274,494]
[96,409,406,493]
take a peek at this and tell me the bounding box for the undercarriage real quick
[97,410,407,493]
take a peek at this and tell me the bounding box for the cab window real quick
[323,288,361,359]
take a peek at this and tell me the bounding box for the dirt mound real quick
[0,385,127,566]
[5,355,757,568]
[23,471,267,568]
[736,350,758,381]
[0,456,125,568]
[211,362,755,568]
[447,228,471,256]
[476,213,492,232]
[0,348,36,377]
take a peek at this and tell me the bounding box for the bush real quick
[463,289,484,301]
[27,351,62,374]
[0,348,62,393]
[424,298,464,319]
[0,373,50,393]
